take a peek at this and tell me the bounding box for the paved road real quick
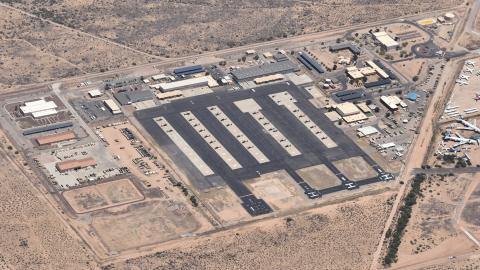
[369,2,479,268]
[0,5,463,98]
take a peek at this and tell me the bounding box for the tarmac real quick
[135,82,394,215]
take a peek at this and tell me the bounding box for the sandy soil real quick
[333,156,378,181]
[0,131,97,269]
[296,164,341,190]
[245,170,310,212]
[393,59,427,81]
[62,178,144,213]
[105,191,394,270]
[200,186,251,225]
[0,0,463,87]
[0,5,155,87]
[393,174,476,269]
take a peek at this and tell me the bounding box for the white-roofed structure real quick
[380,95,408,111]
[152,74,168,81]
[357,126,379,137]
[366,60,389,79]
[373,32,399,51]
[151,76,217,92]
[103,99,122,114]
[380,142,396,149]
[20,99,58,118]
[88,89,103,98]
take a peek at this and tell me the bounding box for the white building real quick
[20,99,58,118]
[373,32,399,51]
[151,76,218,92]
[103,99,122,115]
[88,89,103,98]
[380,95,407,111]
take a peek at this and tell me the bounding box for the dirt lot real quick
[106,191,394,270]
[393,59,427,81]
[0,0,463,87]
[245,170,310,212]
[62,178,144,213]
[333,156,378,181]
[200,186,251,226]
[296,164,341,190]
[91,200,206,253]
[0,5,155,88]
[391,174,478,269]
[0,131,97,269]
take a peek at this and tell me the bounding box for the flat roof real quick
[156,90,183,100]
[347,70,364,80]
[329,43,361,54]
[343,112,368,123]
[56,158,97,172]
[357,126,379,136]
[254,74,284,84]
[88,89,102,97]
[113,90,154,105]
[380,95,407,110]
[103,99,121,113]
[231,60,298,81]
[336,102,361,116]
[152,76,213,91]
[373,32,399,47]
[36,131,76,145]
[20,99,57,114]
[22,122,73,136]
[366,60,389,79]
[32,109,58,118]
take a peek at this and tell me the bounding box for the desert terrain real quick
[0,130,97,270]
[105,191,394,270]
[0,0,463,88]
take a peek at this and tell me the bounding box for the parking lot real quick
[135,82,393,215]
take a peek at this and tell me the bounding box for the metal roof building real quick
[357,126,379,137]
[329,43,361,55]
[151,76,217,91]
[20,99,58,118]
[336,102,361,116]
[35,131,76,145]
[373,32,399,51]
[297,52,324,74]
[173,65,205,76]
[231,60,298,81]
[88,89,103,98]
[103,99,122,114]
[22,122,73,136]
[113,90,154,105]
[56,158,97,173]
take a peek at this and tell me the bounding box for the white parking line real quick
[155,117,214,176]
[207,106,269,164]
[181,111,242,170]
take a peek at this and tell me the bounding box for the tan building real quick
[335,102,361,116]
[35,131,76,145]
[56,158,97,173]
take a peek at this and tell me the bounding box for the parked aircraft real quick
[456,118,480,134]
[456,79,469,85]
[443,132,479,148]
[460,74,470,80]
[464,67,474,74]
[466,60,476,67]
